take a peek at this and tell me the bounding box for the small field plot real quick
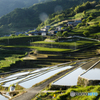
[0,49,26,73]
[31,38,97,51]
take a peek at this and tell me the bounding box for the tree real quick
[98,22,100,27]
[18,34,26,36]
[83,11,86,15]
[82,19,86,24]
[61,27,65,30]
[86,16,93,22]
[62,31,68,37]
[11,34,15,37]
[56,31,62,37]
[48,26,55,31]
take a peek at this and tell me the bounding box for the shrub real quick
[86,16,94,22]
[56,32,62,37]
[76,23,85,28]
[62,31,68,37]
[83,31,90,37]
[82,19,86,24]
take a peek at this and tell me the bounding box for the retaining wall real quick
[77,76,100,86]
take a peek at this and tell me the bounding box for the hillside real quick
[37,1,98,29]
[0,0,99,36]
[0,0,51,17]
[36,1,100,38]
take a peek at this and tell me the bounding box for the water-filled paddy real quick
[0,94,8,100]
[81,62,100,80]
[52,67,86,86]
[52,59,100,86]
[19,66,72,88]
[2,66,72,88]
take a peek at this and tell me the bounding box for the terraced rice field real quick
[1,65,73,88]
[52,58,100,86]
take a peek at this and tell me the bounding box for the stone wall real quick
[77,76,100,86]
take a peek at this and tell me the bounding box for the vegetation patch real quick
[0,49,27,73]
[33,85,100,100]
[15,84,25,90]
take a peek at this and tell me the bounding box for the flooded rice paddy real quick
[0,94,8,100]
[52,67,86,86]
[81,62,100,80]
[52,59,100,86]
[2,65,73,88]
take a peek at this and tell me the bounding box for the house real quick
[56,26,63,31]
[48,30,55,34]
[41,28,47,31]
[15,32,25,36]
[67,20,82,27]
[25,34,29,36]
[67,21,75,26]
[28,33,33,36]
[4,35,11,37]
[41,26,51,31]
[28,31,39,36]
[48,30,57,36]
[40,31,48,36]
[74,20,82,26]
[28,31,47,36]
[41,31,47,36]
[44,26,50,30]
[15,32,21,36]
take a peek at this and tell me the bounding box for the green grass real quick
[91,16,100,22]
[33,47,71,52]
[89,32,100,37]
[0,35,44,45]
[34,85,100,100]
[0,41,96,53]
[87,9,100,13]
[0,39,97,54]
[32,40,97,47]
[69,12,84,20]
[0,45,71,52]
[0,49,26,72]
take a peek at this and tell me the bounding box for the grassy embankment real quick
[33,85,100,100]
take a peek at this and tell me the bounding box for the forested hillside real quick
[37,1,98,30]
[0,0,99,36]
[0,0,51,17]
